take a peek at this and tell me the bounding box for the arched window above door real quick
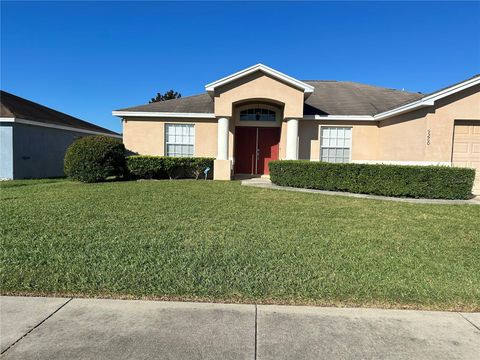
[239,108,276,121]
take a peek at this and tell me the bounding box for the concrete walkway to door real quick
[1,296,479,359]
[241,178,480,205]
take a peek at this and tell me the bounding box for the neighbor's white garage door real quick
[452,120,480,195]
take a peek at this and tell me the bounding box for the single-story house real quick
[0,90,120,179]
[113,64,480,193]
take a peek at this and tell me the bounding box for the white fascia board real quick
[112,111,216,119]
[205,63,315,94]
[0,117,121,138]
[373,99,434,120]
[374,76,480,121]
[302,115,375,121]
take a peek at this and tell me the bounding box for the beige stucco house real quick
[113,64,480,193]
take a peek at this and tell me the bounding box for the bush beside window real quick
[64,136,126,183]
[127,156,214,180]
[269,160,475,199]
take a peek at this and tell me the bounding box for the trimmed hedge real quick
[127,156,214,180]
[269,160,475,199]
[64,136,126,183]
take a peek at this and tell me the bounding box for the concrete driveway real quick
[1,296,479,359]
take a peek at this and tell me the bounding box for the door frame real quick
[234,126,280,175]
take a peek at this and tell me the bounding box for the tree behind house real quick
[149,90,182,103]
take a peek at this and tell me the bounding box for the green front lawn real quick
[1,179,479,311]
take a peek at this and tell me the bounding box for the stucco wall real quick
[12,123,97,179]
[377,85,480,162]
[0,123,14,179]
[298,120,379,161]
[296,86,480,163]
[214,72,305,119]
[122,117,218,157]
[122,116,413,163]
[121,84,479,165]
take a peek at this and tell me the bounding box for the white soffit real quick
[111,111,216,119]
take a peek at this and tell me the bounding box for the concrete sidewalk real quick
[1,296,479,359]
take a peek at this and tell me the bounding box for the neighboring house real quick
[0,91,120,179]
[113,64,480,193]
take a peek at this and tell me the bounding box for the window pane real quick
[338,127,344,138]
[165,124,195,156]
[240,108,276,121]
[322,127,329,138]
[320,127,351,164]
[330,128,337,139]
[345,128,352,138]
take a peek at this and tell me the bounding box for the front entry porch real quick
[210,66,309,181]
[213,116,300,180]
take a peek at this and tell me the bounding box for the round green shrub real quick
[64,136,126,183]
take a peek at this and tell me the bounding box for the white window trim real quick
[164,123,195,157]
[234,103,282,128]
[319,125,353,163]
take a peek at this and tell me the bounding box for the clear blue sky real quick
[1,1,479,133]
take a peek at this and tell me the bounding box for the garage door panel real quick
[454,143,469,153]
[452,121,480,194]
[455,125,470,135]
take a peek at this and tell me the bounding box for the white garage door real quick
[452,120,480,195]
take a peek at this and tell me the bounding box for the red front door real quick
[234,127,280,175]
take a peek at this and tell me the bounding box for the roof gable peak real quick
[205,64,314,96]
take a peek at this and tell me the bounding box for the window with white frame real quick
[320,127,351,163]
[165,124,194,157]
[239,108,276,121]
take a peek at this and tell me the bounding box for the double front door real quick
[234,127,280,175]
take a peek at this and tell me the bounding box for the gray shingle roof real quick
[1,90,119,135]
[303,81,423,116]
[118,93,214,113]
[117,81,424,116]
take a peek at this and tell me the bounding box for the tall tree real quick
[149,90,182,103]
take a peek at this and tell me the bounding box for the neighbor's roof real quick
[0,90,119,136]
[116,81,423,116]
